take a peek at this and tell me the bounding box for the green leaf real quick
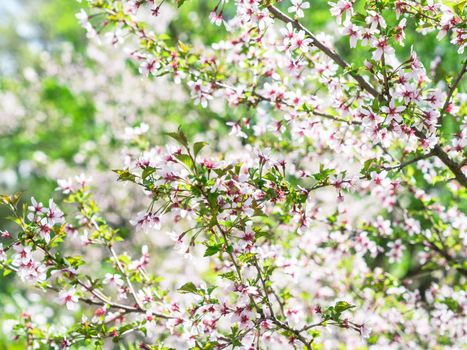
[361,158,379,175]
[204,244,222,257]
[238,253,256,264]
[354,0,367,15]
[175,154,194,169]
[142,167,156,179]
[0,192,22,207]
[193,141,208,158]
[454,0,467,14]
[176,0,190,8]
[66,255,85,268]
[166,127,188,146]
[312,165,334,182]
[178,282,198,294]
[334,301,355,313]
[219,271,236,281]
[114,169,136,182]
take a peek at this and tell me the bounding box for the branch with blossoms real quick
[80,0,466,188]
[115,130,368,348]
[263,2,466,187]
[265,3,382,99]
[0,132,367,349]
[0,190,175,348]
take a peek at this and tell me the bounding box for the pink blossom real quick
[45,199,65,226]
[280,23,296,47]
[130,212,161,232]
[395,18,407,45]
[209,11,223,26]
[366,11,387,30]
[103,273,124,286]
[59,288,79,311]
[187,80,213,108]
[380,100,405,123]
[371,37,395,60]
[139,57,160,77]
[342,23,361,48]
[290,30,312,52]
[387,239,405,263]
[288,0,310,18]
[328,0,353,24]
[56,178,74,194]
[27,197,45,221]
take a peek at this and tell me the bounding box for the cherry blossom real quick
[380,99,405,124]
[371,37,395,60]
[58,288,80,311]
[130,212,161,232]
[342,23,361,48]
[187,80,213,108]
[386,239,405,263]
[103,273,124,286]
[328,0,353,24]
[288,0,311,18]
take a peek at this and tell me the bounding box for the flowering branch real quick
[265,3,382,99]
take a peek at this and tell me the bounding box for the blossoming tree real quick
[0,0,466,349]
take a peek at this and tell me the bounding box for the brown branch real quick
[266,4,382,99]
[214,81,361,125]
[425,240,467,277]
[439,61,467,125]
[266,4,466,187]
[382,151,434,171]
[431,144,467,187]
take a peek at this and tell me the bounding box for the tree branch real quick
[266,4,466,187]
[266,4,381,99]
[439,61,467,125]
[382,151,434,171]
[431,144,467,187]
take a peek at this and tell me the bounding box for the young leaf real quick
[193,141,208,158]
[204,244,221,257]
[178,282,198,294]
[166,127,188,147]
[175,154,194,169]
[334,301,355,313]
[114,169,136,182]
